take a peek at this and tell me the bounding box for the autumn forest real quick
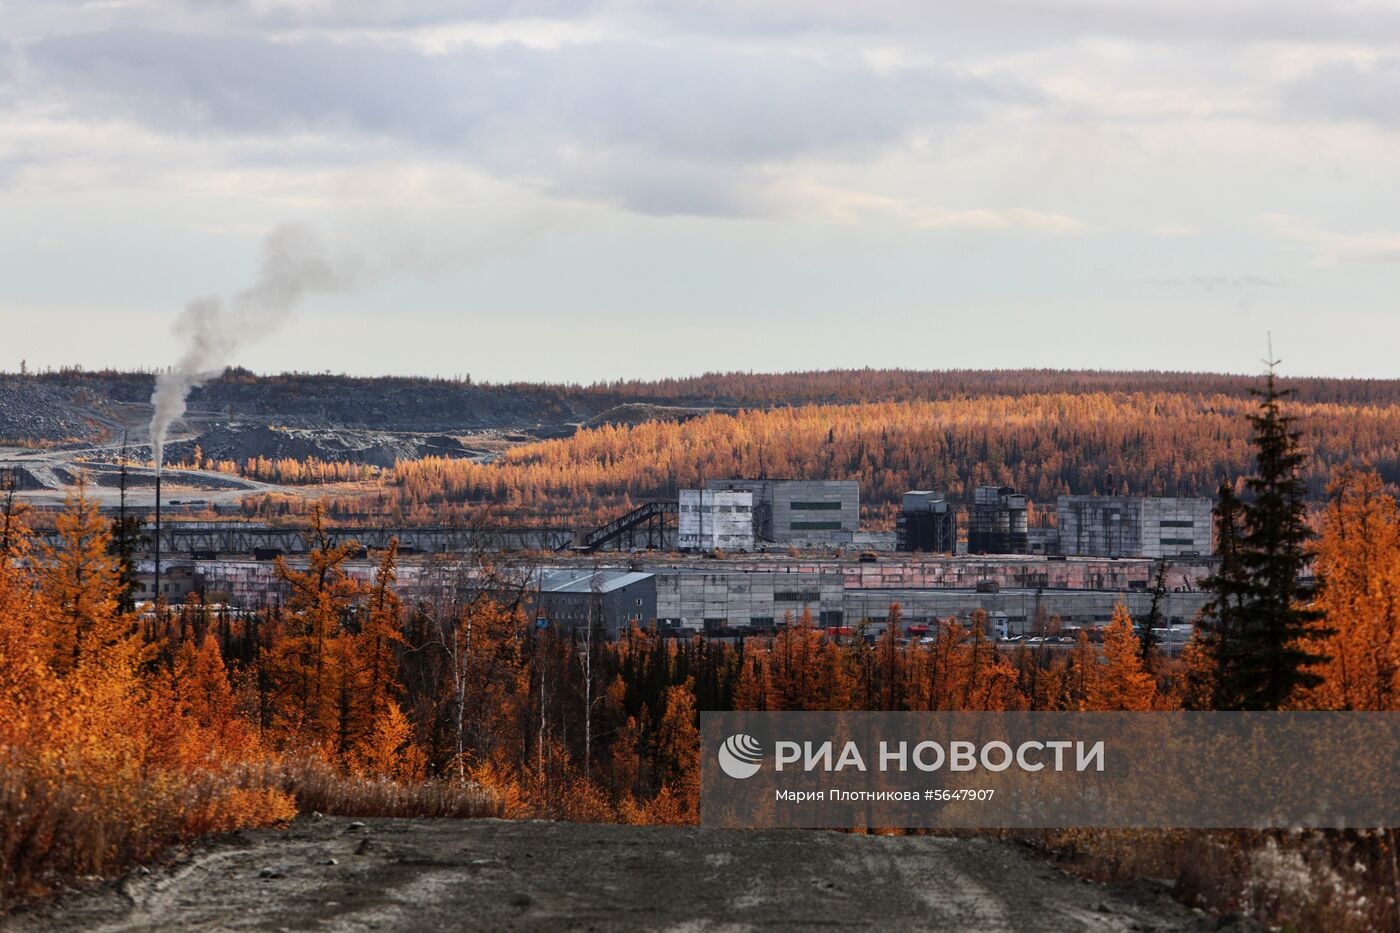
[219,384,1400,528]
[2,373,1399,929]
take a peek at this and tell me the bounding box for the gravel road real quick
[5,817,1220,932]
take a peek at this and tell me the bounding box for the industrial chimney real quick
[154,460,161,614]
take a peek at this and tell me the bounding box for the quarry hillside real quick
[5,367,1400,468]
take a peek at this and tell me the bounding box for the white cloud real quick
[1262,213,1400,265]
[4,0,1400,379]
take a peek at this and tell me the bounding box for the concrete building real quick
[1056,496,1213,558]
[651,567,1209,636]
[896,491,958,553]
[135,563,202,604]
[844,587,1210,635]
[654,567,846,631]
[1026,526,1060,555]
[967,486,1029,554]
[166,553,1219,640]
[705,479,859,546]
[852,531,898,552]
[678,489,756,551]
[532,569,657,639]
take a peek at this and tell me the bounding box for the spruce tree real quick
[1204,364,1330,709]
[1140,557,1169,666]
[108,437,144,614]
[1201,482,1251,707]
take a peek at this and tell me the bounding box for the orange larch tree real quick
[1305,470,1400,710]
[1083,603,1158,711]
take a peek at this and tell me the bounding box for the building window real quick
[774,590,821,602]
[790,501,842,510]
[790,521,844,531]
[1160,538,1196,546]
[1160,519,1195,528]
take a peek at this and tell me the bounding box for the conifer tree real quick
[38,485,131,675]
[1085,604,1157,711]
[650,679,699,818]
[1200,482,1249,706]
[1307,470,1400,710]
[269,507,364,747]
[1203,363,1330,709]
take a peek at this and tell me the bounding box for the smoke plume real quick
[148,224,348,467]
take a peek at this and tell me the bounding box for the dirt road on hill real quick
[3,816,1229,932]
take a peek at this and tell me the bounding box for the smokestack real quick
[148,224,344,614]
[148,224,344,468]
[154,467,161,614]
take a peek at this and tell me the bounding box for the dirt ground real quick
[2,816,1228,932]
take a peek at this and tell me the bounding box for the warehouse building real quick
[1056,496,1213,558]
[532,569,657,639]
[704,479,859,546]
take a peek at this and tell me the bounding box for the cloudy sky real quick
[3,1,1399,382]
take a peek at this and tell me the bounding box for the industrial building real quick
[1055,496,1213,558]
[704,479,859,546]
[145,551,1216,640]
[844,587,1209,636]
[895,491,958,553]
[647,556,1212,635]
[531,569,657,639]
[134,564,202,604]
[654,567,846,631]
[967,486,1029,554]
[677,489,756,551]
[651,569,1207,636]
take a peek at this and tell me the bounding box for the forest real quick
[2,378,1398,929]
[237,388,1400,527]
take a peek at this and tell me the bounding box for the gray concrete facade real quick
[1056,496,1213,558]
[845,587,1211,634]
[705,479,859,546]
[678,489,756,551]
[655,567,846,631]
[157,553,1217,640]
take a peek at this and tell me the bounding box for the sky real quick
[2,1,1399,383]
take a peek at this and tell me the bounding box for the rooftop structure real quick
[967,486,1029,554]
[896,490,958,553]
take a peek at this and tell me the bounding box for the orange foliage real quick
[6,468,1400,905]
[1304,469,1400,710]
[266,390,1400,526]
[0,489,294,903]
[1080,604,1159,711]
